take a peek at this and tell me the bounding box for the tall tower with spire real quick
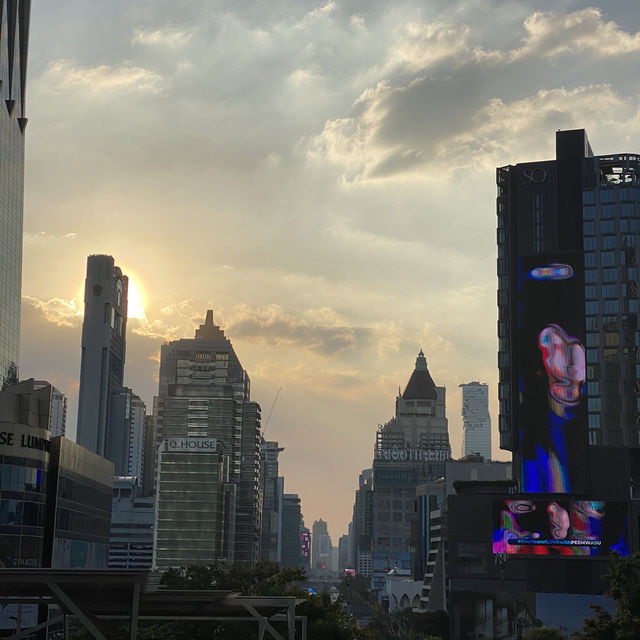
[369,351,450,583]
[153,311,262,567]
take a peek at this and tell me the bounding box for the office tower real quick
[154,311,262,565]
[280,493,303,568]
[311,518,331,571]
[0,1,30,389]
[141,414,156,496]
[76,255,128,465]
[497,129,640,492]
[110,387,146,478]
[109,477,155,569]
[338,534,349,573]
[370,351,450,586]
[459,381,491,460]
[352,468,373,576]
[154,438,235,568]
[260,439,284,562]
[34,380,67,437]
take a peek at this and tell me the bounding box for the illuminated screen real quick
[492,498,629,557]
[517,254,588,493]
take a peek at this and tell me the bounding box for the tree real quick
[524,627,565,640]
[573,553,640,640]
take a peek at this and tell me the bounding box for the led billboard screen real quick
[517,254,588,493]
[492,498,629,557]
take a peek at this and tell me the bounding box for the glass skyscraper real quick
[0,1,30,388]
[497,129,640,492]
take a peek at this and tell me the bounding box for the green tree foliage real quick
[365,609,448,640]
[524,627,566,640]
[572,553,640,640]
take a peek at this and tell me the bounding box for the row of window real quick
[583,188,640,205]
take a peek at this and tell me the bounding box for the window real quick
[601,189,616,203]
[603,347,618,361]
[588,414,601,428]
[602,204,617,219]
[583,221,596,235]
[586,317,598,330]
[623,235,636,248]
[585,253,596,267]
[587,381,599,394]
[604,300,619,314]
[601,251,616,266]
[605,333,620,346]
[602,284,617,298]
[585,285,598,299]
[586,349,599,363]
[586,334,600,347]
[585,269,598,283]
[603,268,617,282]
[628,267,637,280]
[588,398,601,411]
[602,236,617,250]
[585,301,599,315]
[621,203,635,217]
[620,219,629,232]
[583,192,595,205]
[584,237,597,250]
[601,220,615,234]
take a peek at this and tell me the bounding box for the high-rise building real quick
[351,468,373,576]
[459,382,491,460]
[311,518,331,571]
[0,1,30,389]
[153,311,262,565]
[497,129,640,491]
[370,351,450,586]
[76,255,128,465]
[34,380,67,437]
[280,493,304,568]
[260,439,284,563]
[110,387,146,478]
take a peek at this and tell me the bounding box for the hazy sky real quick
[20,1,640,540]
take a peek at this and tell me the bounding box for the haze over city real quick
[18,0,640,540]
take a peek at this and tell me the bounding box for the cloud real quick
[226,304,369,356]
[133,27,193,48]
[512,8,640,60]
[22,296,82,328]
[42,60,162,95]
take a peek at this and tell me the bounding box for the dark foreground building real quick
[447,130,640,637]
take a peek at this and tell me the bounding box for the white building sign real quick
[166,438,218,452]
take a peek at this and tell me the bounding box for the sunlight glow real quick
[127,277,146,320]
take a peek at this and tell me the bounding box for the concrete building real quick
[459,382,491,460]
[0,0,30,389]
[153,311,262,565]
[109,476,155,569]
[33,380,67,438]
[370,351,450,596]
[76,255,128,470]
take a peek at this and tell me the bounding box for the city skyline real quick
[18,1,640,539]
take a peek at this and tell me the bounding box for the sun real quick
[127,276,146,320]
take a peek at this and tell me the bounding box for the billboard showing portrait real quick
[492,498,629,557]
[517,254,588,493]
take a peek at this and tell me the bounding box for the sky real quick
[19,1,640,541]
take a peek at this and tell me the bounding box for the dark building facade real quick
[0,1,30,388]
[497,129,640,490]
[153,311,262,565]
[76,255,129,470]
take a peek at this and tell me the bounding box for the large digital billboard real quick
[492,498,629,557]
[517,254,588,493]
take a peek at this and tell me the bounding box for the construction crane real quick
[264,387,282,432]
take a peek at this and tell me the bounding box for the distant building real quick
[141,414,156,496]
[352,468,373,576]
[459,382,491,460]
[260,439,284,563]
[338,534,350,574]
[0,1,30,389]
[109,476,155,569]
[153,311,262,565]
[281,493,304,568]
[370,350,450,592]
[34,380,67,437]
[110,387,146,478]
[76,255,128,468]
[311,519,332,572]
